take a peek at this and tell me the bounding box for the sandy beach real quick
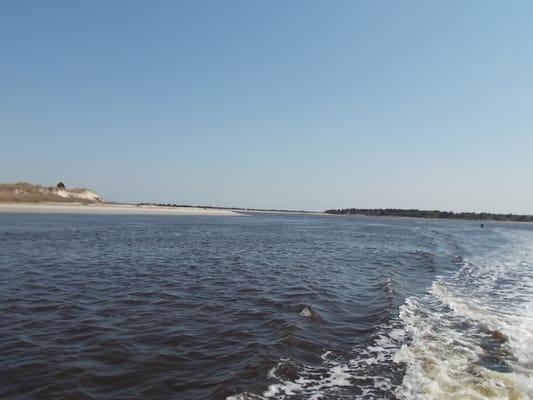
[0,202,244,216]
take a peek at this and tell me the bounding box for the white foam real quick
[262,363,353,399]
[395,229,533,399]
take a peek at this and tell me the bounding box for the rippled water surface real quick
[1,213,532,399]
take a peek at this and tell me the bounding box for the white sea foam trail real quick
[395,228,533,399]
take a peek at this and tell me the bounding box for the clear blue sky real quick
[2,1,533,213]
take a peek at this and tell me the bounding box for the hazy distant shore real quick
[0,202,243,216]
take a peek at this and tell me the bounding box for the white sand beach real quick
[0,203,244,216]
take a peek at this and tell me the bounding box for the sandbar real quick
[0,202,244,216]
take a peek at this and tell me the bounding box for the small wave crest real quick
[228,321,407,399]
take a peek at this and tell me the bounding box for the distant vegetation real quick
[138,203,311,213]
[324,208,533,222]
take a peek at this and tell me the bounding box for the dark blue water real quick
[1,213,532,399]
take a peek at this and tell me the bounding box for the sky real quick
[1,1,533,213]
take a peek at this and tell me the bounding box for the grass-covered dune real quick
[0,183,104,203]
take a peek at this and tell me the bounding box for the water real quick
[0,213,532,399]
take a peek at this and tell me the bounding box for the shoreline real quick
[0,202,244,216]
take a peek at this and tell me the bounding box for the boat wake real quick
[395,228,533,399]
[229,228,533,399]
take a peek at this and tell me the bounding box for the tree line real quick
[324,208,533,222]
